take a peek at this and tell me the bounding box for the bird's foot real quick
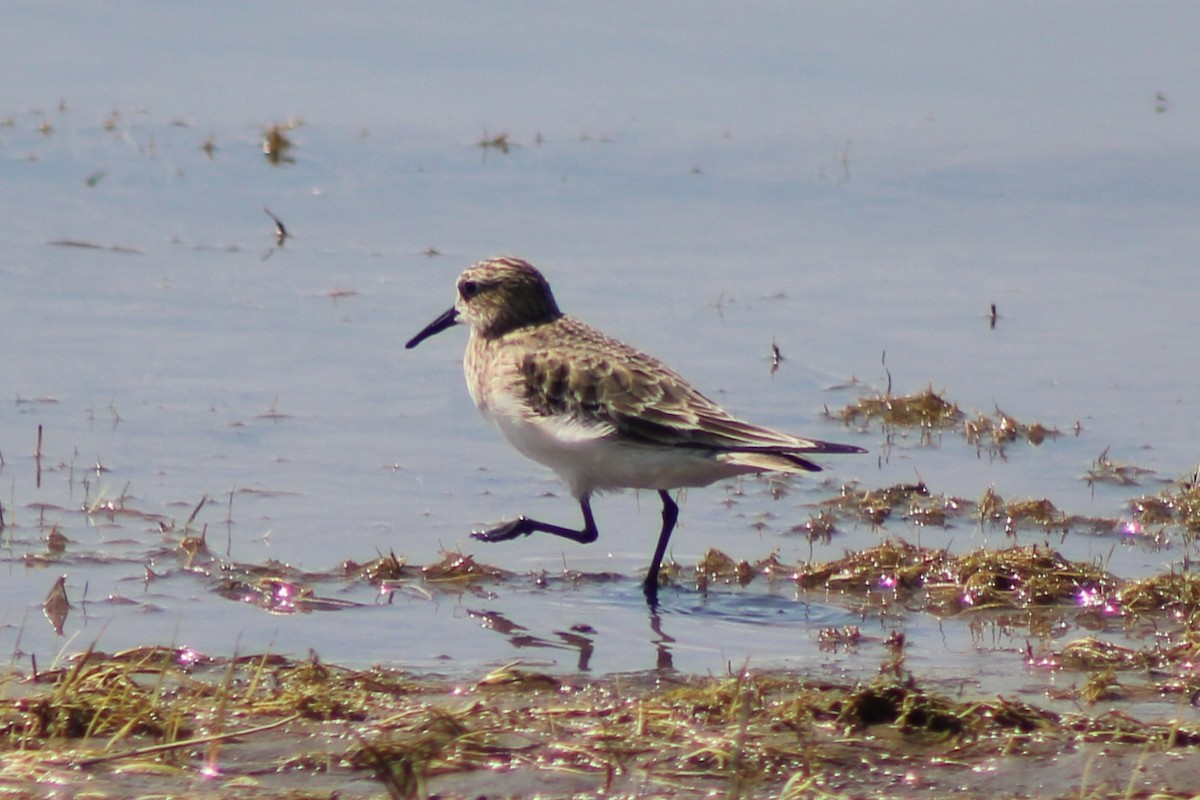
[471,517,534,542]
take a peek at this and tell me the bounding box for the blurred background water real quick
[3,3,1199,708]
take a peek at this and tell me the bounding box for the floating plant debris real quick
[41,575,70,635]
[46,239,143,254]
[476,130,513,154]
[1130,470,1200,533]
[262,120,300,165]
[4,650,1199,798]
[836,385,964,429]
[820,480,945,526]
[833,388,1061,456]
[1086,446,1158,487]
[680,541,1130,618]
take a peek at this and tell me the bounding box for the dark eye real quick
[459,280,479,300]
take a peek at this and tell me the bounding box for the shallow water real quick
[4,2,1200,747]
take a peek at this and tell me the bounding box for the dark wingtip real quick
[783,440,866,472]
[785,441,867,471]
[813,441,868,455]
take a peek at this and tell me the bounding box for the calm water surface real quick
[3,4,1200,725]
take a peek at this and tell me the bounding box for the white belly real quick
[484,406,745,498]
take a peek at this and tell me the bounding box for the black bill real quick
[405,307,460,349]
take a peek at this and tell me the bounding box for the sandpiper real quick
[406,257,864,604]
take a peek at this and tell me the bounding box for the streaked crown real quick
[455,257,562,338]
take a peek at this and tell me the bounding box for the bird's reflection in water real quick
[465,602,678,673]
[467,608,597,671]
[649,609,675,672]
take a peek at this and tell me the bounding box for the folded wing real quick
[516,323,864,470]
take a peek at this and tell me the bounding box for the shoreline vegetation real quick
[6,391,1199,798]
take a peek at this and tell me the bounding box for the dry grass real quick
[4,648,1199,799]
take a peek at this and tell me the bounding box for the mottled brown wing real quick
[515,318,857,455]
[516,336,679,437]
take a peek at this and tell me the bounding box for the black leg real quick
[472,497,598,544]
[643,490,678,605]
